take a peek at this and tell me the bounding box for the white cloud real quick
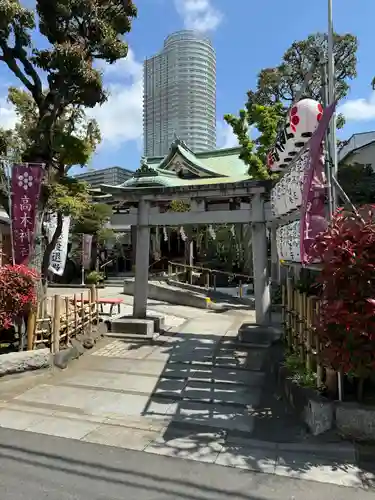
[216,120,239,149]
[88,48,143,148]
[339,92,375,121]
[0,48,144,150]
[0,97,17,130]
[174,0,223,32]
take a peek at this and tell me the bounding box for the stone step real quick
[108,314,165,336]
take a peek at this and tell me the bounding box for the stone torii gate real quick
[101,179,272,325]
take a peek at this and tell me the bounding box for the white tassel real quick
[208,225,216,240]
[179,226,187,241]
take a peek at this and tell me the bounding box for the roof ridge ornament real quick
[171,133,191,152]
[134,157,158,177]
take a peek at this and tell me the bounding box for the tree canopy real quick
[225,32,358,179]
[0,0,137,280]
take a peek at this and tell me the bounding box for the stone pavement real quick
[0,288,372,490]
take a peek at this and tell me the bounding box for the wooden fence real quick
[282,280,324,388]
[167,260,254,297]
[28,286,99,352]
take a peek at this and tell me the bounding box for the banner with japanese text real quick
[48,215,71,276]
[11,164,43,265]
[82,234,93,270]
[300,101,337,264]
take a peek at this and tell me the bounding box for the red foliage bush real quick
[0,265,38,330]
[309,205,375,378]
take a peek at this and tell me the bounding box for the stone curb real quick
[53,323,107,370]
[0,349,52,377]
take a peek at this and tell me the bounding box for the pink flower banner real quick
[11,164,43,265]
[300,102,337,265]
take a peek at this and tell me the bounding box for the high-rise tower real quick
[143,30,216,157]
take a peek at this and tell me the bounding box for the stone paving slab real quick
[216,443,277,473]
[25,415,100,440]
[62,371,168,394]
[83,424,159,451]
[145,431,223,464]
[274,452,362,488]
[163,400,256,433]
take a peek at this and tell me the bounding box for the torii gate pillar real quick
[251,193,271,324]
[133,199,150,318]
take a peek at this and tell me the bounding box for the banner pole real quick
[81,233,85,285]
[6,159,15,265]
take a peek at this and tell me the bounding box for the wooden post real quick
[93,285,99,319]
[281,284,286,328]
[315,300,324,388]
[299,292,305,362]
[52,294,61,354]
[306,297,313,371]
[27,309,36,351]
[65,296,70,344]
[286,280,292,349]
[168,262,172,277]
[239,280,243,298]
[213,273,217,291]
[74,294,78,334]
[87,288,92,336]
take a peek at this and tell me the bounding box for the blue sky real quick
[0,0,375,174]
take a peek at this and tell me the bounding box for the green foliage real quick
[225,32,358,179]
[73,203,112,237]
[86,271,104,285]
[0,0,137,280]
[47,177,90,217]
[0,0,137,163]
[338,163,375,206]
[284,353,317,389]
[224,104,284,180]
[168,200,190,212]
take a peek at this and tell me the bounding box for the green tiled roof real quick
[147,145,246,178]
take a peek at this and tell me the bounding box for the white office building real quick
[143,30,216,157]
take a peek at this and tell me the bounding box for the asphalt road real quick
[0,428,373,500]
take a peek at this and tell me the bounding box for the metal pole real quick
[81,234,85,285]
[320,61,334,218]
[328,0,343,402]
[327,0,339,212]
[3,159,15,265]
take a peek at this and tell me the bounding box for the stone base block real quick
[238,323,282,347]
[279,366,334,436]
[109,317,154,336]
[336,403,375,441]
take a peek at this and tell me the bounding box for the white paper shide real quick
[49,214,71,276]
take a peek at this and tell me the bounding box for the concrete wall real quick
[123,279,209,309]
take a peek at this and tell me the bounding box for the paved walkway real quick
[0,288,372,490]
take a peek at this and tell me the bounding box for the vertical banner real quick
[49,215,71,276]
[11,164,43,265]
[82,234,93,270]
[300,102,337,264]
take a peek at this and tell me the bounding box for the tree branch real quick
[0,43,36,96]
